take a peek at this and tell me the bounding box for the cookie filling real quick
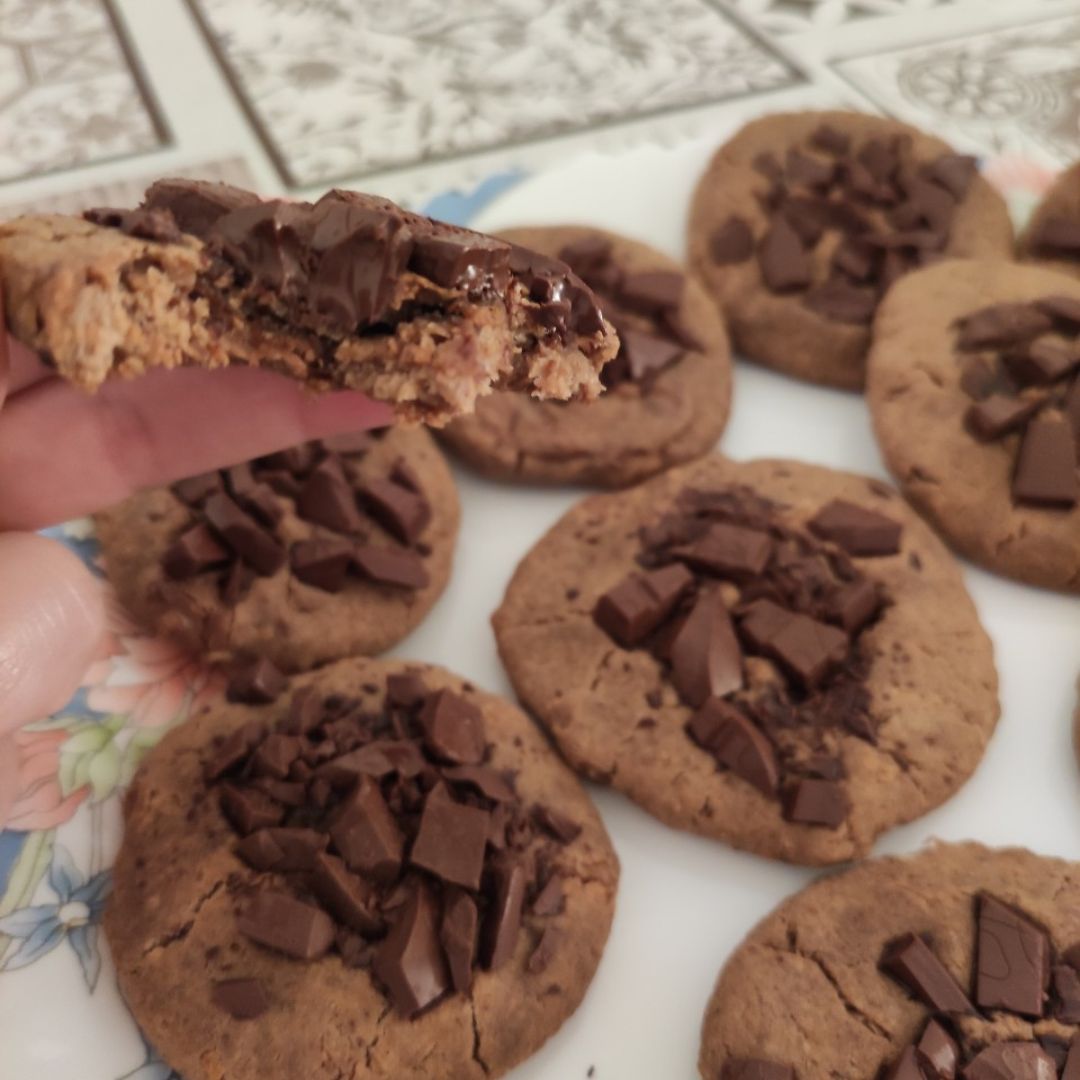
[592,486,902,830]
[554,235,702,389]
[726,892,1080,1078]
[204,673,578,1019]
[708,123,977,326]
[955,297,1080,510]
[163,432,433,604]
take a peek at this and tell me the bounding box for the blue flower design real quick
[0,844,110,989]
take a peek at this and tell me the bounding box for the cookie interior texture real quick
[494,455,998,866]
[1020,160,1080,280]
[868,258,1080,593]
[700,842,1080,1079]
[105,656,618,1080]
[0,180,619,423]
[440,225,732,487]
[95,426,461,671]
[687,110,1014,390]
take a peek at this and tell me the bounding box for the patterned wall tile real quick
[0,0,168,183]
[185,0,806,188]
[833,14,1080,164]
[723,0,960,35]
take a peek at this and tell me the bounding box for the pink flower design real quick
[0,729,89,832]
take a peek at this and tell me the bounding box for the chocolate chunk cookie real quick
[96,427,459,671]
[493,455,998,865]
[700,842,1080,1079]
[0,180,618,423]
[1020,161,1080,280]
[440,226,732,487]
[868,259,1080,592]
[688,111,1013,389]
[105,656,618,1080]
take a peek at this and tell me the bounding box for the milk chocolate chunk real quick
[226,656,286,704]
[330,776,404,881]
[1012,417,1079,507]
[359,478,431,545]
[163,523,229,579]
[1005,338,1078,386]
[807,499,902,556]
[409,783,490,890]
[1064,1035,1080,1080]
[205,721,266,780]
[759,217,813,292]
[238,891,335,960]
[669,590,744,707]
[221,559,255,604]
[957,304,1053,351]
[482,858,527,971]
[614,328,684,383]
[1053,961,1080,1023]
[619,270,683,315]
[288,536,353,592]
[688,699,779,796]
[764,613,848,689]
[440,889,479,993]
[408,231,510,290]
[238,826,325,871]
[966,395,1043,442]
[827,578,881,633]
[295,457,364,534]
[917,1019,959,1078]
[976,894,1050,1018]
[711,216,755,264]
[350,544,429,589]
[964,1043,1057,1080]
[419,690,485,765]
[593,563,694,646]
[172,471,222,506]
[442,764,515,803]
[721,1060,796,1080]
[737,599,796,654]
[203,493,286,575]
[309,852,381,934]
[373,882,450,1018]
[250,732,302,778]
[786,148,837,190]
[884,1047,927,1080]
[220,783,283,834]
[212,978,270,1020]
[675,522,773,577]
[880,933,975,1014]
[533,806,582,844]
[782,777,848,827]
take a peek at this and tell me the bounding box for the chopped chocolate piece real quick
[1054,962,1080,1023]
[533,806,582,844]
[917,1019,959,1077]
[351,544,429,589]
[782,778,848,828]
[203,492,286,575]
[785,148,836,190]
[832,237,877,281]
[765,612,848,690]
[226,656,286,704]
[418,690,485,765]
[675,522,773,578]
[162,523,229,579]
[669,590,744,707]
[827,578,881,633]
[205,721,266,780]
[711,217,755,264]
[802,278,878,324]
[261,443,319,474]
[250,732,302,778]
[1030,215,1080,258]
[738,599,796,653]
[373,882,450,1018]
[281,686,322,735]
[531,875,565,917]
[143,178,260,235]
[321,739,427,784]
[172,471,222,506]
[1040,1036,1071,1072]
[527,926,562,974]
[688,699,779,796]
[959,357,1002,401]
[250,777,305,806]
[237,826,325,871]
[1004,338,1078,386]
[721,1060,795,1080]
[236,483,284,529]
[329,776,404,881]
[359,478,431,545]
[966,394,1043,442]
[1013,416,1078,508]
[964,1043,1057,1080]
[295,456,365,534]
[234,828,286,871]
[220,783,282,834]
[807,499,902,557]
[221,559,255,604]
[408,231,510,290]
[810,124,851,156]
[1064,1035,1080,1080]
[781,196,829,247]
[758,216,813,293]
[443,764,515,802]
[440,889,479,993]
[212,977,270,1020]
[619,270,683,315]
[924,154,977,200]
[801,755,845,781]
[238,891,335,960]
[883,1047,927,1080]
[409,783,490,890]
[614,328,683,383]
[482,858,527,971]
[957,303,1052,351]
[289,537,353,592]
[660,306,705,352]
[880,932,974,1014]
[593,563,694,647]
[310,852,381,934]
[976,894,1050,1018]
[386,672,428,709]
[1037,295,1080,328]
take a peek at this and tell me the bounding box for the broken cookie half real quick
[0,180,618,423]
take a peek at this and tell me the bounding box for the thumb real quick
[0,533,106,735]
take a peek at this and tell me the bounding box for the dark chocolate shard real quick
[220,783,283,835]
[409,783,490,890]
[329,776,404,881]
[440,888,479,994]
[669,590,744,708]
[976,893,1050,1018]
[966,395,1043,442]
[295,457,365,534]
[782,778,848,828]
[358,477,431,545]
[687,699,779,796]
[1054,961,1080,1023]
[532,805,582,844]
[163,523,230,579]
[593,563,694,647]
[618,270,683,315]
[419,689,486,765]
[527,926,562,975]
[956,303,1053,351]
[826,578,881,633]
[1004,338,1078,386]
[802,278,877,325]
[237,891,335,960]
[289,537,354,592]
[482,858,527,971]
[226,656,286,704]
[203,492,286,575]
[807,499,902,557]
[916,1019,959,1078]
[373,882,450,1018]
[351,544,429,589]
[964,1043,1057,1080]
[880,932,975,1014]
[1012,416,1079,508]
[758,216,813,292]
[674,522,773,577]
[443,764,515,803]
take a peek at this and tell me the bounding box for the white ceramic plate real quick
[1,135,1078,1080]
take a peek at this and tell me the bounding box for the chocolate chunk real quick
[203,492,286,575]
[669,590,744,708]
[221,559,255,604]
[880,932,974,1014]
[250,732,302,778]
[250,777,305,806]
[711,217,755,264]
[351,544,429,589]
[359,478,431,545]
[1041,1036,1071,1072]
[309,852,381,934]
[785,148,836,190]
[531,875,565,916]
[532,805,582,844]
[763,612,848,689]
[781,196,829,247]
[322,739,427,784]
[237,826,325,871]
[1031,215,1080,258]
[261,443,319,474]
[883,1047,925,1080]
[440,889,479,993]
[1037,295,1080,328]
[917,1019,959,1078]
[1004,338,1078,386]
[738,599,796,653]
[527,926,562,975]
[1064,1035,1080,1080]
[1054,962,1080,1023]
[688,699,779,796]
[329,776,404,881]
[409,783,490,890]
[619,270,683,315]
[205,721,266,780]
[721,1060,795,1080]
[442,765,515,803]
[482,858,527,971]
[418,689,486,765]
[660,306,705,353]
[226,656,286,704]
[593,563,694,647]
[674,522,773,577]
[86,206,182,243]
[782,778,848,828]
[220,783,283,834]
[810,125,851,156]
[611,328,683,384]
[959,357,1002,401]
[295,456,364,534]
[289,537,354,592]
[966,394,1043,441]
[976,894,1050,1018]
[1012,416,1078,507]
[238,891,335,960]
[373,882,450,1018]
[924,153,977,200]
[162,523,230,579]
[827,578,881,633]
[386,672,428,709]
[408,231,510,290]
[832,237,877,281]
[234,828,285,870]
[802,278,878,324]
[144,178,260,235]
[957,303,1053,351]
[235,482,284,529]
[758,216,813,292]
[507,242,607,338]
[964,1043,1057,1080]
[212,977,270,1020]
[281,686,322,735]
[172,471,222,506]
[807,499,902,557]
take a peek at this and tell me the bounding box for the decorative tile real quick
[0,0,168,183]
[0,156,257,220]
[723,0,960,35]
[833,14,1080,164]
[185,0,805,188]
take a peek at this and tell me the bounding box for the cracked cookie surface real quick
[104,656,619,1080]
[493,455,998,866]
